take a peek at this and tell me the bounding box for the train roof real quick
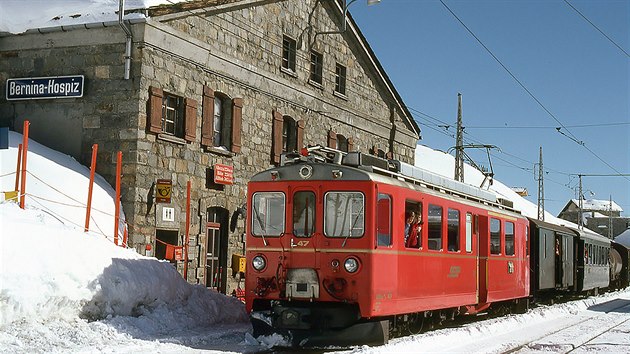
[528,218,576,236]
[251,147,519,214]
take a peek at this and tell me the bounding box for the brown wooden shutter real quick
[347,137,354,152]
[184,98,197,142]
[296,119,305,151]
[201,86,215,147]
[148,86,163,133]
[272,110,283,163]
[231,97,243,153]
[327,130,337,148]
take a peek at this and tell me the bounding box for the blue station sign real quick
[6,75,85,100]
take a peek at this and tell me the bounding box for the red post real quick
[184,180,191,280]
[19,121,29,209]
[84,144,98,232]
[114,151,122,245]
[123,223,128,247]
[14,143,22,192]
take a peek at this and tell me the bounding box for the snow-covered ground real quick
[2,131,629,353]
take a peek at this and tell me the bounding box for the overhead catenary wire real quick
[562,0,630,58]
[438,0,630,183]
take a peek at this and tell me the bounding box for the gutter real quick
[119,0,133,80]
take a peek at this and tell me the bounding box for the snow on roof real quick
[614,229,630,248]
[0,0,186,34]
[570,198,623,212]
[414,144,572,227]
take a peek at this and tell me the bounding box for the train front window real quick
[293,191,315,237]
[252,192,285,236]
[324,192,364,238]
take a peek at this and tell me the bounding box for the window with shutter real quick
[201,86,214,146]
[327,130,337,148]
[148,86,163,133]
[231,98,243,153]
[184,98,197,142]
[149,88,186,139]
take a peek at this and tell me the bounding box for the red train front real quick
[245,147,529,346]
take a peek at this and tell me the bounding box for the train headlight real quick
[252,255,267,271]
[344,257,359,273]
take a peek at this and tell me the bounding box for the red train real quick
[245,146,532,346]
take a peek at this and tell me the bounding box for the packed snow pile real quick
[0,132,250,353]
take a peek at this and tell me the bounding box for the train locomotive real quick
[244,146,630,346]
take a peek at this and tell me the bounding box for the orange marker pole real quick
[84,144,98,232]
[14,143,22,192]
[19,121,29,209]
[114,151,122,245]
[184,180,191,280]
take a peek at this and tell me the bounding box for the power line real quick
[465,122,630,129]
[438,0,629,183]
[562,0,630,58]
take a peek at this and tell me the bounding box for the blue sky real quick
[351,0,629,216]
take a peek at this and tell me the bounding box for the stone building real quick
[557,198,630,239]
[0,0,420,294]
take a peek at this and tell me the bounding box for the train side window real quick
[447,209,460,252]
[293,191,315,238]
[588,244,593,264]
[376,194,392,246]
[490,218,501,255]
[465,213,472,253]
[252,192,285,236]
[505,221,515,256]
[404,200,423,249]
[324,191,365,238]
[428,204,442,250]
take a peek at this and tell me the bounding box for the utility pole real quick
[536,147,545,221]
[454,93,464,182]
[608,195,613,239]
[578,175,583,230]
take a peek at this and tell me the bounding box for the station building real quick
[0,0,420,295]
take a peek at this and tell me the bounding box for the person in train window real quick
[404,211,415,244]
[406,213,422,248]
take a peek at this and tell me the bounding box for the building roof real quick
[561,199,623,213]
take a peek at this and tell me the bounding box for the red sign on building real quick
[214,164,234,185]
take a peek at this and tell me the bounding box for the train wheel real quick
[406,313,425,335]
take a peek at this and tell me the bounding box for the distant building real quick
[511,187,528,197]
[557,199,629,238]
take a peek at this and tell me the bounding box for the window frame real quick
[292,191,316,238]
[505,221,515,256]
[251,192,286,237]
[376,193,392,246]
[161,92,185,138]
[447,208,460,252]
[334,63,347,96]
[490,218,501,255]
[309,50,323,85]
[465,213,473,253]
[282,115,298,153]
[428,204,443,251]
[323,191,365,238]
[282,35,297,73]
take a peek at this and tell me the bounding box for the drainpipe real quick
[119,0,132,80]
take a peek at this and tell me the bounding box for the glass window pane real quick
[490,218,501,255]
[324,192,364,238]
[465,213,472,253]
[252,192,285,236]
[428,204,442,250]
[293,191,315,237]
[376,194,391,246]
[447,209,460,252]
[505,222,514,256]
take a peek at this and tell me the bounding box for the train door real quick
[206,207,229,293]
[477,214,489,303]
[286,188,317,268]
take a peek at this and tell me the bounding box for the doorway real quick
[206,207,229,293]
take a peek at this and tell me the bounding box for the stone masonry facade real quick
[0,0,420,295]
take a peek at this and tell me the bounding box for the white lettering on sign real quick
[6,75,84,100]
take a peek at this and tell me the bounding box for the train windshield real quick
[252,192,285,236]
[293,191,315,237]
[324,191,365,238]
